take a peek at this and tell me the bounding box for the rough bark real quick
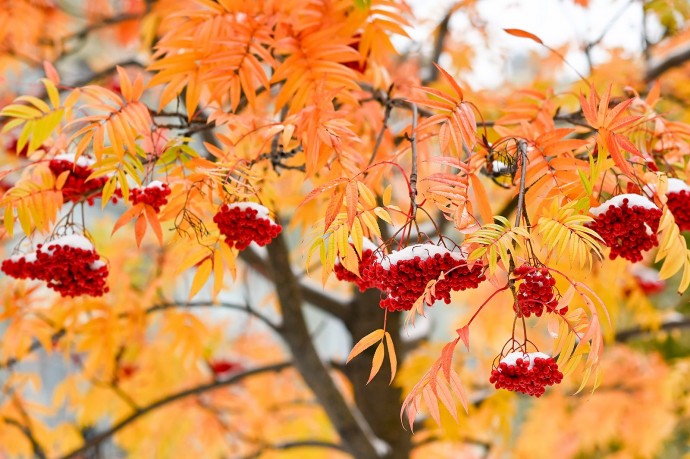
[265,232,382,459]
[343,288,413,459]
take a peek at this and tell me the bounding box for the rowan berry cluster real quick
[129,181,171,213]
[489,351,563,397]
[213,202,282,250]
[586,194,662,262]
[1,235,109,297]
[362,244,485,312]
[208,359,243,377]
[49,155,106,205]
[631,266,665,294]
[664,179,690,232]
[513,264,566,317]
[334,247,378,291]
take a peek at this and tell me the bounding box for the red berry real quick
[489,351,563,397]
[334,239,379,291]
[213,202,282,250]
[49,155,107,205]
[1,234,109,298]
[513,265,566,317]
[209,359,243,376]
[586,194,662,262]
[664,179,690,231]
[364,244,485,312]
[631,266,665,294]
[129,181,171,213]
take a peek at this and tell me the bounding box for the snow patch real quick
[10,253,36,263]
[645,178,690,195]
[667,178,690,194]
[228,202,273,222]
[39,235,94,253]
[89,260,106,270]
[491,160,510,174]
[631,265,661,283]
[52,153,95,168]
[379,244,466,270]
[589,194,658,217]
[500,351,551,370]
[145,180,166,190]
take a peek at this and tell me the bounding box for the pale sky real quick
[406,0,658,88]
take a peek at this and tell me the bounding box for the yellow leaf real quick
[382,184,393,206]
[190,258,213,300]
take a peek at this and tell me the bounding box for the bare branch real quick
[56,362,292,459]
[237,440,346,459]
[646,42,690,82]
[265,232,383,459]
[616,315,690,342]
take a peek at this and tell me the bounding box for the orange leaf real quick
[456,325,469,351]
[345,181,359,227]
[134,213,147,247]
[347,329,385,363]
[144,205,163,245]
[504,28,544,45]
[434,64,464,101]
[385,331,397,384]
[367,342,385,384]
[112,203,144,235]
[325,188,344,231]
[43,61,60,84]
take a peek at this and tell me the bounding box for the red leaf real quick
[504,28,544,45]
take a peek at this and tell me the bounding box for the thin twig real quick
[409,103,419,220]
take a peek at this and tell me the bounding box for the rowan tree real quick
[0,0,690,458]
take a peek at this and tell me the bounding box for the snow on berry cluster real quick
[334,238,379,292]
[513,264,566,317]
[129,181,171,213]
[362,244,485,312]
[1,234,109,297]
[49,154,107,205]
[489,351,563,397]
[663,178,690,231]
[213,202,282,250]
[586,194,662,262]
[631,265,665,294]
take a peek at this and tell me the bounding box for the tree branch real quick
[615,315,690,342]
[423,8,454,85]
[645,42,690,82]
[56,362,292,459]
[3,417,47,459]
[265,231,383,458]
[237,440,346,459]
[238,246,350,321]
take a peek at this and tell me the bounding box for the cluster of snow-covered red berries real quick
[489,351,563,397]
[334,238,379,292]
[586,194,662,262]
[1,234,109,297]
[631,265,666,295]
[513,264,566,317]
[213,202,282,250]
[362,244,485,312]
[49,154,106,205]
[662,178,690,232]
[208,359,244,377]
[129,181,171,213]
